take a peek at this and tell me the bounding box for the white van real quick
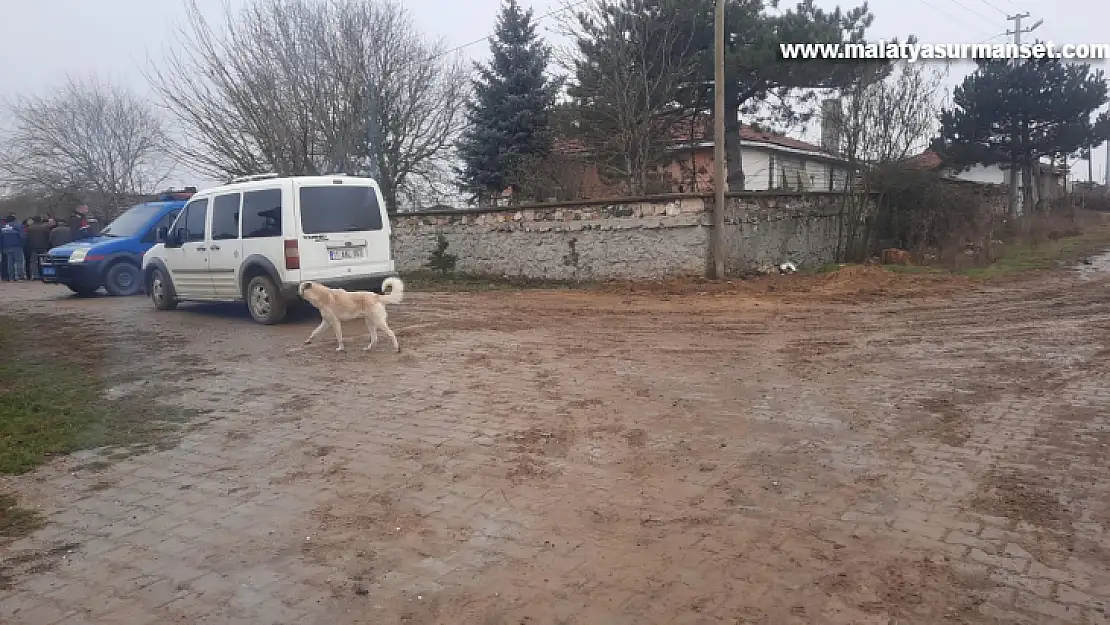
[142,174,396,324]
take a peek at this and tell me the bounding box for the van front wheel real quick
[246,275,288,325]
[105,262,142,297]
[149,268,178,310]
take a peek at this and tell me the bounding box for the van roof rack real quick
[158,186,197,201]
[229,173,281,184]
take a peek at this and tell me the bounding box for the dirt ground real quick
[2,258,1110,624]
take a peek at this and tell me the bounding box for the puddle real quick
[103,379,149,401]
[1077,250,1110,280]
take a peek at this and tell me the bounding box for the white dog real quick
[298,277,404,352]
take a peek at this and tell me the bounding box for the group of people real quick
[0,208,97,282]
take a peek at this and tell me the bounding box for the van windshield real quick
[99,203,163,238]
[298,186,384,234]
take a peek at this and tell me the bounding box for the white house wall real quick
[776,155,808,190]
[805,159,841,191]
[751,146,850,192]
[952,164,1008,185]
[830,166,850,191]
[675,141,852,192]
[742,149,773,191]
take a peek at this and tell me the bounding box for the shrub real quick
[426,233,457,274]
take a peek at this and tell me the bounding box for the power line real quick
[977,31,1009,44]
[976,0,1009,17]
[938,0,996,23]
[440,0,589,58]
[914,0,996,38]
[446,0,1017,68]
[914,0,964,22]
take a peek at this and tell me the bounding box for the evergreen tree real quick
[457,0,560,204]
[935,55,1110,207]
[566,0,709,194]
[710,0,874,191]
[566,0,875,192]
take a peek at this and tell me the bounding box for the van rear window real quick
[298,186,384,234]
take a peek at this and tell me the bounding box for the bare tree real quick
[837,61,948,167]
[557,0,706,195]
[0,76,173,218]
[831,61,949,260]
[148,0,467,212]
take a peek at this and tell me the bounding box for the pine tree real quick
[456,0,560,204]
[935,56,1110,208]
[565,0,874,192]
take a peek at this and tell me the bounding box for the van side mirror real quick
[156,227,169,242]
[162,228,185,248]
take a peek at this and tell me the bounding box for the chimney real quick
[820,98,842,155]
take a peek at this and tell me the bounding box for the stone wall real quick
[721,193,868,273]
[390,193,871,280]
[391,197,708,281]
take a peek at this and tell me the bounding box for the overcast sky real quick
[1,0,1107,188]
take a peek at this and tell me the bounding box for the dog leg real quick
[326,315,344,351]
[378,319,400,353]
[304,320,329,345]
[364,317,377,351]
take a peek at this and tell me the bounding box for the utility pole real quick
[710,0,726,279]
[1105,140,1109,186]
[1006,12,1042,216]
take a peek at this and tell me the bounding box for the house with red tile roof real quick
[533,122,855,201]
[660,124,855,193]
[903,150,1066,196]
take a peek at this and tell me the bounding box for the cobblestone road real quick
[2,261,1110,624]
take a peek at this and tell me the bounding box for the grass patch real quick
[0,317,195,475]
[800,262,845,276]
[960,223,1110,279]
[884,264,948,275]
[0,493,42,539]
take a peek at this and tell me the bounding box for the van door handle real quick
[210,245,220,251]
[196,246,206,251]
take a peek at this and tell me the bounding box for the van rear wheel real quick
[246,275,288,325]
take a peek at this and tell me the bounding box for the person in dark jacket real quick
[49,219,72,249]
[23,219,34,279]
[0,215,27,281]
[25,217,52,280]
[72,205,94,240]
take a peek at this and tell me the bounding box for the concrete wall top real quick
[391,190,875,220]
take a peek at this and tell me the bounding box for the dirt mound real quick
[813,265,902,296]
[592,265,970,302]
[806,265,970,301]
[594,275,769,297]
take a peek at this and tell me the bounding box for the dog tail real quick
[380,277,404,304]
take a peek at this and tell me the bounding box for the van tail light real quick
[284,239,300,270]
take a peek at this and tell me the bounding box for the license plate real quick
[42,267,55,276]
[329,247,365,261]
